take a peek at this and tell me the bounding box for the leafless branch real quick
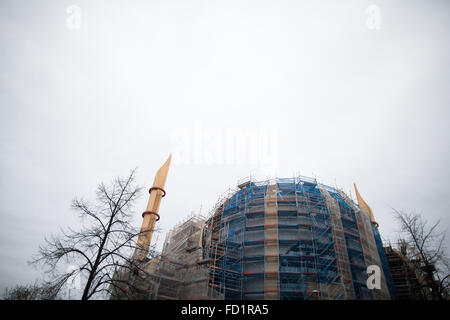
[30,169,157,300]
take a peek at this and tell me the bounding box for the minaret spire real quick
[353,183,379,227]
[133,155,171,261]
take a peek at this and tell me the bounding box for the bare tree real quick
[30,170,156,300]
[2,281,60,300]
[394,209,450,299]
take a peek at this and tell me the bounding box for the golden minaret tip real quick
[133,155,172,261]
[354,183,379,228]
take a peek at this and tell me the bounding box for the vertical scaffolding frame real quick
[204,176,395,300]
[137,176,396,300]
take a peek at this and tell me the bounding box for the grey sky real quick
[1,0,449,293]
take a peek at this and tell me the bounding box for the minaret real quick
[353,183,378,227]
[133,155,171,261]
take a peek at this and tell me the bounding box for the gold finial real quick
[133,154,171,260]
[354,183,378,227]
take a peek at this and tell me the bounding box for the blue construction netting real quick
[372,224,398,300]
[210,177,395,300]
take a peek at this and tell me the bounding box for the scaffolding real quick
[155,214,211,300]
[201,176,397,300]
[114,175,397,300]
[384,246,431,300]
[110,214,211,300]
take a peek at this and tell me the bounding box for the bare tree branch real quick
[30,169,156,300]
[393,209,450,300]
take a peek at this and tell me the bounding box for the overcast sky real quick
[1,0,449,294]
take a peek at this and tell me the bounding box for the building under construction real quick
[384,245,434,300]
[115,171,398,300]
